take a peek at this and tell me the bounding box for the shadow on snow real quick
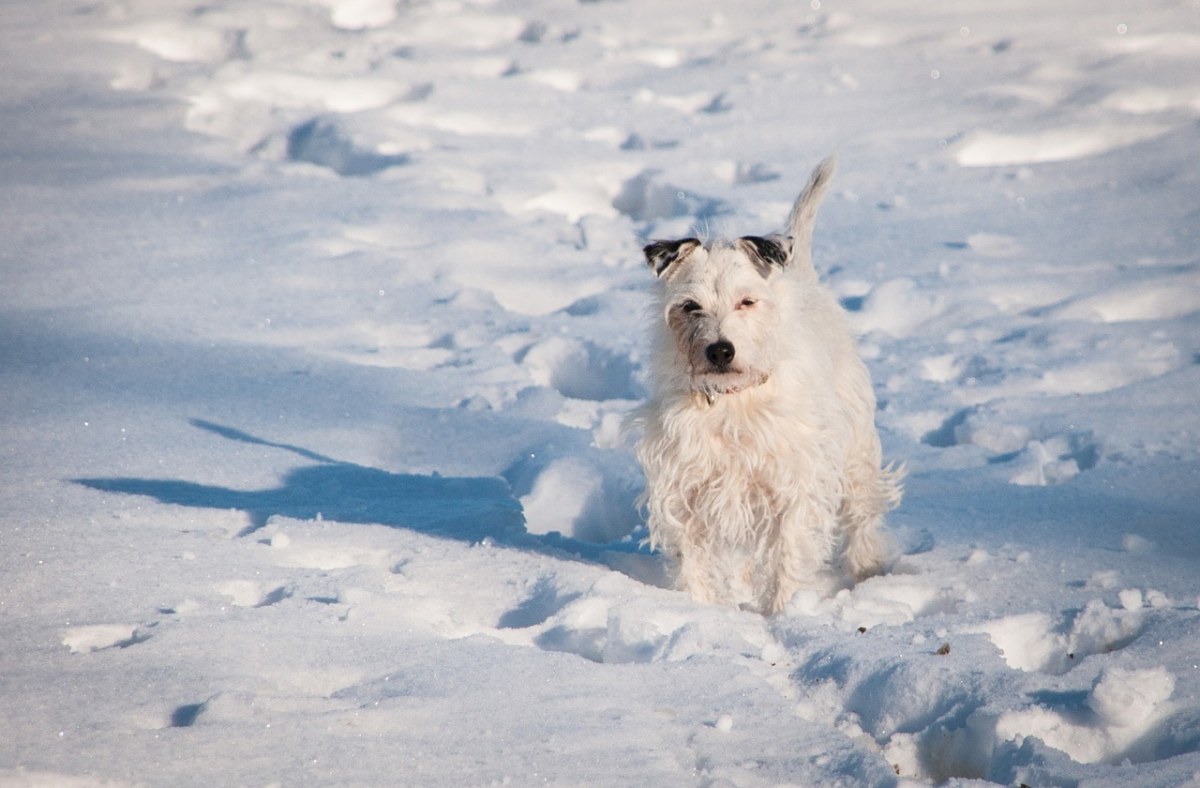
[74,419,658,579]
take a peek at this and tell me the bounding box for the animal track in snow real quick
[493,573,773,666]
[779,575,1193,783]
[972,598,1144,675]
[920,406,1100,485]
[919,407,972,449]
[906,275,1188,468]
[217,580,293,608]
[169,700,208,728]
[713,160,782,186]
[787,575,963,631]
[611,170,725,223]
[497,575,580,630]
[888,662,1186,781]
[62,623,152,654]
[840,655,991,750]
[849,278,944,339]
[520,336,638,402]
[1007,432,1099,486]
[994,665,1179,766]
[286,117,409,176]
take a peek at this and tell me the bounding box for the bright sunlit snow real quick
[2,1,1199,785]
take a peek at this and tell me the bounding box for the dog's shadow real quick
[74,419,666,586]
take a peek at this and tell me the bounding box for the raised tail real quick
[784,155,836,269]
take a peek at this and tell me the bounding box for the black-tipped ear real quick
[643,238,700,278]
[738,235,793,277]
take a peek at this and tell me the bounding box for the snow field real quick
[2,0,1200,785]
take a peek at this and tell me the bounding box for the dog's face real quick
[645,235,794,397]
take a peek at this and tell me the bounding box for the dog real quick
[632,157,902,615]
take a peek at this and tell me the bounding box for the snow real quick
[2,0,1199,785]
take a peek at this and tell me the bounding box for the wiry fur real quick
[632,157,903,615]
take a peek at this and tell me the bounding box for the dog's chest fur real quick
[637,374,845,549]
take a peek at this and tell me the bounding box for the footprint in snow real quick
[919,406,1100,486]
[1007,432,1099,486]
[62,623,153,654]
[286,117,410,177]
[994,665,1180,766]
[971,597,1145,675]
[216,580,293,609]
[519,336,640,402]
[611,170,726,225]
[496,575,581,630]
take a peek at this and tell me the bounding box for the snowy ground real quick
[2,0,1200,785]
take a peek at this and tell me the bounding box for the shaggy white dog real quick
[632,157,902,614]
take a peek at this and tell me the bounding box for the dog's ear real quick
[644,238,700,278]
[738,234,794,277]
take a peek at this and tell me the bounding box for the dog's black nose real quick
[706,340,735,368]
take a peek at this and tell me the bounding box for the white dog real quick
[632,157,902,614]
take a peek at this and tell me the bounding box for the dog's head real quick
[642,158,836,400]
[643,235,796,398]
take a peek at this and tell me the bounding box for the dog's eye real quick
[680,300,703,314]
[739,298,758,309]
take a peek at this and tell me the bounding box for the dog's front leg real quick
[673,535,719,605]
[760,507,826,614]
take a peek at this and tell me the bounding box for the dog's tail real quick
[785,155,836,269]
